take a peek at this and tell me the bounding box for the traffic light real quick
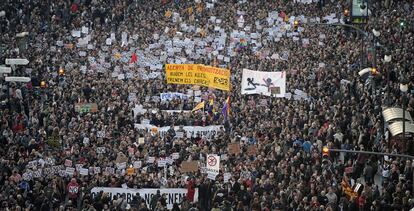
[293,20,299,32]
[344,9,350,17]
[58,67,65,76]
[371,67,378,75]
[40,81,47,88]
[322,146,329,158]
[343,9,351,24]
[400,20,406,28]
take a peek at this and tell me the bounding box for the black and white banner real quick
[91,188,197,209]
[241,69,286,97]
[134,124,223,139]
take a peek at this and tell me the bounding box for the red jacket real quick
[67,181,80,199]
[186,180,195,201]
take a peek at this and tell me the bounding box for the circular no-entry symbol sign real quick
[207,156,217,166]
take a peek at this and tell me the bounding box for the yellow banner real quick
[165,64,230,91]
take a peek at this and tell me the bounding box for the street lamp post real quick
[372,29,380,67]
[384,54,392,106]
[371,29,380,98]
[400,82,408,143]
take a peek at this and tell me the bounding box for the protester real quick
[0,0,413,211]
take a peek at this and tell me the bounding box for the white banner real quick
[5,77,31,82]
[206,154,220,179]
[0,66,12,74]
[160,93,188,101]
[134,124,223,139]
[241,69,286,97]
[5,58,29,65]
[91,188,196,209]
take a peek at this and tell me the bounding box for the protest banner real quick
[241,69,286,97]
[227,143,241,155]
[75,103,98,113]
[165,64,230,91]
[134,124,223,139]
[181,161,198,173]
[160,93,189,101]
[5,77,31,82]
[5,58,29,65]
[90,188,197,209]
[0,66,11,74]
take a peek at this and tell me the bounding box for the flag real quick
[341,177,358,199]
[192,101,205,112]
[165,10,172,18]
[208,98,215,116]
[221,96,230,120]
[130,53,138,64]
[114,52,121,60]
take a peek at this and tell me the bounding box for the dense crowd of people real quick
[0,0,414,210]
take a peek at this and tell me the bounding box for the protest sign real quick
[91,188,196,209]
[94,167,101,174]
[147,157,155,164]
[181,161,198,173]
[206,154,220,179]
[75,103,98,113]
[247,145,257,156]
[241,69,286,97]
[171,153,180,160]
[79,168,89,176]
[96,147,106,154]
[115,153,128,164]
[32,169,42,178]
[158,158,167,168]
[117,162,127,170]
[165,64,230,91]
[64,159,73,167]
[22,172,33,181]
[105,167,115,175]
[66,167,75,175]
[133,161,142,169]
[228,143,241,155]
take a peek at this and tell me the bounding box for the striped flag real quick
[221,96,230,120]
[208,98,215,117]
[341,177,358,199]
